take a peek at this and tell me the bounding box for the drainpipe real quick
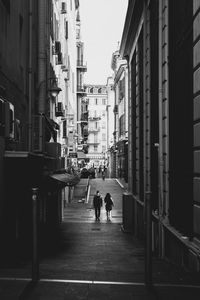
[37,0,47,152]
[158,0,164,258]
[28,0,33,151]
[38,0,46,115]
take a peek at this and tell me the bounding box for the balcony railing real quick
[88,128,100,133]
[83,129,89,136]
[87,141,100,145]
[77,86,87,95]
[81,111,88,121]
[88,116,101,121]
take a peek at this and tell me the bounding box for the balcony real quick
[88,116,101,121]
[81,111,88,121]
[87,141,100,145]
[77,86,87,96]
[88,128,100,133]
[83,129,89,137]
[77,60,87,72]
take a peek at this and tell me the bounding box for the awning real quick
[48,173,80,187]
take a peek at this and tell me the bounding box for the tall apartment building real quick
[0,0,83,258]
[54,0,80,163]
[84,85,108,167]
[52,0,87,165]
[76,10,87,146]
[0,0,39,257]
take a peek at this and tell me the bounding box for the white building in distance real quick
[84,85,108,167]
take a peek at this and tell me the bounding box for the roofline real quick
[119,0,144,61]
[119,0,136,59]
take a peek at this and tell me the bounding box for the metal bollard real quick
[32,188,39,282]
[145,191,152,287]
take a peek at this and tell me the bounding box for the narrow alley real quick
[1,178,200,299]
[1,0,200,299]
[37,178,142,283]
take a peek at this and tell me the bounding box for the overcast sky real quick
[80,0,128,85]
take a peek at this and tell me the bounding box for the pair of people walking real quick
[93,191,113,221]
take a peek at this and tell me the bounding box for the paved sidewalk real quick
[1,178,200,299]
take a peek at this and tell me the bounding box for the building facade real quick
[111,50,128,181]
[120,0,200,271]
[84,85,108,168]
[0,0,83,258]
[106,76,115,177]
[76,9,87,146]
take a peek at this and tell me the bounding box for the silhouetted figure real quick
[104,193,114,220]
[93,190,103,221]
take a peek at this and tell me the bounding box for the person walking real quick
[93,190,103,221]
[102,170,105,180]
[104,193,114,220]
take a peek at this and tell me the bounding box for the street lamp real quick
[37,77,62,99]
[48,78,62,98]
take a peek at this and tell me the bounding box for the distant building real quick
[84,85,108,167]
[76,9,87,147]
[106,76,115,150]
[106,76,115,177]
[110,50,128,181]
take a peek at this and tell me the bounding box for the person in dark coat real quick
[93,190,103,221]
[104,193,114,220]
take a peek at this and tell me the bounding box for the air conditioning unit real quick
[4,101,14,139]
[33,114,45,152]
[61,2,67,14]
